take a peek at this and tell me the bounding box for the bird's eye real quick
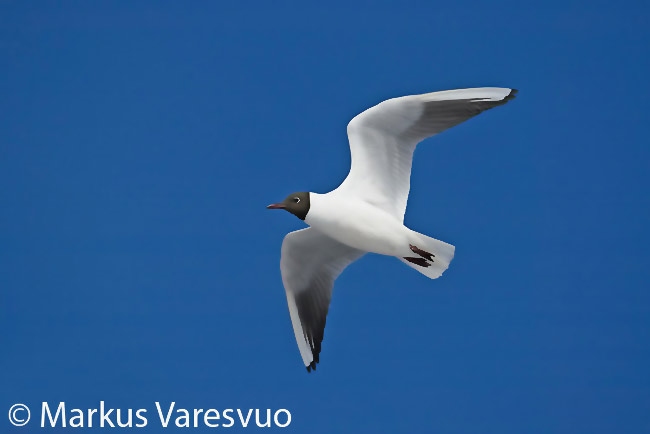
[293,197,300,203]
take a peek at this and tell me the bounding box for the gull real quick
[267,87,517,371]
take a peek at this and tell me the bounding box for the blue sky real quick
[1,1,649,432]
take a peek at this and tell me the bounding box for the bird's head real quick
[267,192,311,220]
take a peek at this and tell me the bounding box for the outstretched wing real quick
[280,228,365,371]
[337,87,517,220]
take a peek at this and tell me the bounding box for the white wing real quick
[337,87,517,220]
[280,228,365,371]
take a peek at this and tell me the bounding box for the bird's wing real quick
[280,227,365,371]
[337,87,517,220]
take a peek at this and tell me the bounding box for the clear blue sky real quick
[1,1,649,433]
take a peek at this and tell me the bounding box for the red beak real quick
[266,203,286,209]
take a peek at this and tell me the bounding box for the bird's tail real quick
[398,231,455,279]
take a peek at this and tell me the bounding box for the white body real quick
[305,192,416,257]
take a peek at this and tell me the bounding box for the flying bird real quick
[267,87,517,371]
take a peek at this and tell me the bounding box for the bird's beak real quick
[266,203,286,209]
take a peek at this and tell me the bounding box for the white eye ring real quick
[293,197,300,203]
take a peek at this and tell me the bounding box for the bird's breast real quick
[305,193,408,256]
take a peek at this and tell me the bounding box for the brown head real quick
[267,192,311,220]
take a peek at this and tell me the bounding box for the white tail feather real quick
[398,232,455,279]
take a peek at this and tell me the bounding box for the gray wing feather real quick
[403,90,518,141]
[281,228,365,371]
[338,87,517,220]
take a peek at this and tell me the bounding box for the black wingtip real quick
[306,360,317,373]
[506,88,518,101]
